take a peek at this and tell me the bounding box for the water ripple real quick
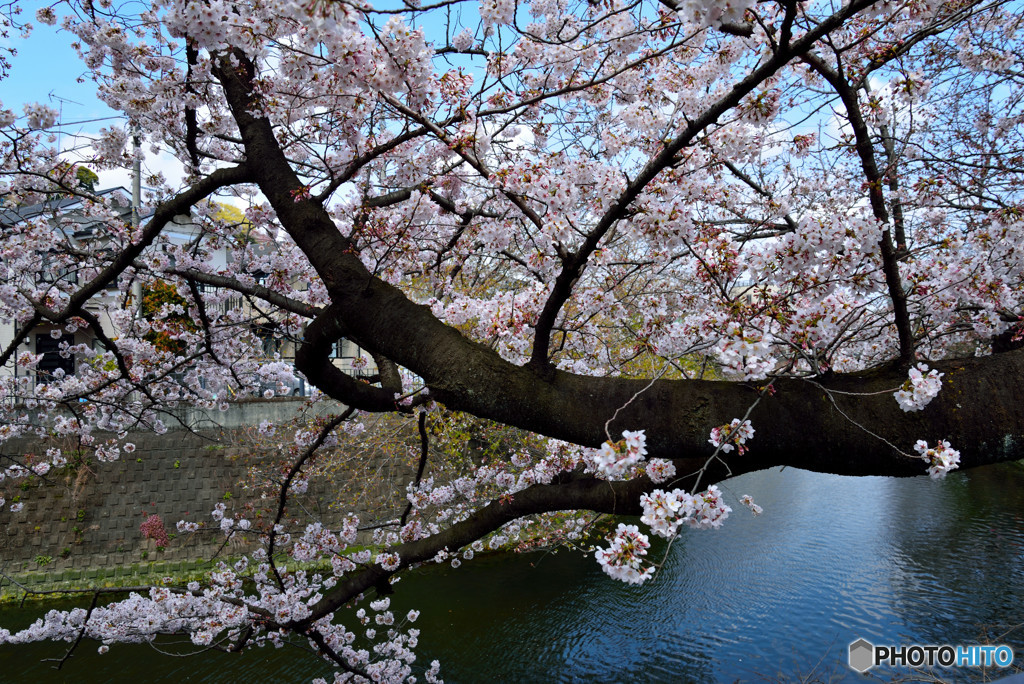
[4,463,1024,683]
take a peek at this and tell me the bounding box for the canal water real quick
[2,462,1023,682]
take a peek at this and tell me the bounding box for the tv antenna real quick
[47,91,83,154]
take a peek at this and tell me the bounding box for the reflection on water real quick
[3,463,1024,683]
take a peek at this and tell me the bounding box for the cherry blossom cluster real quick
[914,440,961,480]
[592,429,648,480]
[594,523,654,585]
[894,364,943,412]
[640,484,733,536]
[708,419,755,454]
[645,458,677,484]
[674,0,756,28]
[739,494,763,516]
[598,483,737,584]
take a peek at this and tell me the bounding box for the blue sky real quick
[3,19,116,124]
[2,18,184,193]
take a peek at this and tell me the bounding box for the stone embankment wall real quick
[0,399,416,597]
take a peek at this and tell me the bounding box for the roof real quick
[0,187,148,236]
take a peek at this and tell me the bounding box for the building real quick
[0,187,136,382]
[0,187,374,393]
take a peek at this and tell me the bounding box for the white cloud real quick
[58,128,187,196]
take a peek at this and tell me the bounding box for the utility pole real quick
[131,122,142,229]
[131,122,144,317]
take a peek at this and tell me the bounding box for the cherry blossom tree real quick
[2,0,1024,679]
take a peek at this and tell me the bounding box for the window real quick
[254,324,279,357]
[37,251,79,285]
[36,333,75,379]
[332,338,360,360]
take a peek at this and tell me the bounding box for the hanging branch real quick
[399,409,431,527]
[266,408,356,589]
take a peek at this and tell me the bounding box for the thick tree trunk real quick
[214,49,1024,488]
[431,348,1024,481]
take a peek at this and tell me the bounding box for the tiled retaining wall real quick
[0,399,416,596]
